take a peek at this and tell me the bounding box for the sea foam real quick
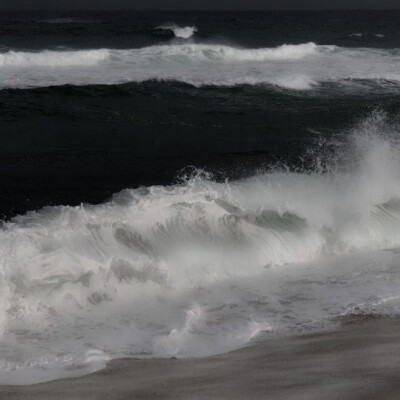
[0,49,109,68]
[2,42,400,91]
[156,23,198,39]
[2,113,400,383]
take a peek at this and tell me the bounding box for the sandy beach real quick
[1,317,400,400]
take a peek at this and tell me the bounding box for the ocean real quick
[1,10,400,387]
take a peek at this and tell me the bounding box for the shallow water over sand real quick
[1,317,400,400]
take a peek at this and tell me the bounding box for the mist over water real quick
[2,10,400,385]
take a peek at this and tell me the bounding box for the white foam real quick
[2,113,400,383]
[270,74,317,90]
[0,49,109,68]
[1,42,399,91]
[160,42,319,61]
[349,32,363,37]
[157,24,198,39]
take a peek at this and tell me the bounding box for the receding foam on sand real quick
[2,317,400,400]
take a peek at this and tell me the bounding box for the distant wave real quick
[349,32,363,38]
[142,42,320,61]
[1,42,400,91]
[155,23,198,39]
[349,32,385,39]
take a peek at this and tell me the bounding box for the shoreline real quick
[2,317,400,400]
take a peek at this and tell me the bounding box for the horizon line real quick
[1,7,400,11]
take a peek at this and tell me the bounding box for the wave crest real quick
[0,49,109,68]
[140,42,320,61]
[2,42,400,91]
[2,113,400,383]
[156,23,198,39]
[0,42,329,90]
[2,113,400,287]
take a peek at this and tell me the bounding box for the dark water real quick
[1,10,400,218]
[2,10,400,49]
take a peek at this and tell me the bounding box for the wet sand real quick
[2,317,400,400]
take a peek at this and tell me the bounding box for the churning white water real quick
[1,113,400,383]
[1,42,400,90]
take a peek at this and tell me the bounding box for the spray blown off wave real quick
[2,42,400,90]
[155,23,198,39]
[2,113,400,383]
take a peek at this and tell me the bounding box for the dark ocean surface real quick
[0,10,400,218]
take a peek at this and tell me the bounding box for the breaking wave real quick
[2,42,400,91]
[0,49,109,68]
[349,32,363,38]
[155,23,198,39]
[349,32,385,38]
[2,112,400,383]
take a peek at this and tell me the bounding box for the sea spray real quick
[156,24,198,39]
[2,113,400,383]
